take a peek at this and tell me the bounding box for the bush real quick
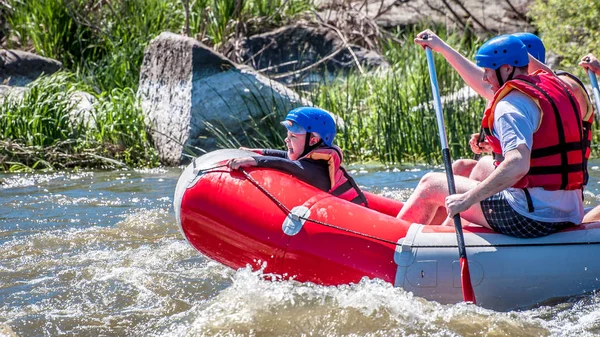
[0,72,159,171]
[530,0,600,70]
[5,0,314,92]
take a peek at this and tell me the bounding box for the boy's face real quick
[285,131,307,161]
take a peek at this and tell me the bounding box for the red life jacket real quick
[482,70,588,191]
[556,70,595,185]
[303,146,369,207]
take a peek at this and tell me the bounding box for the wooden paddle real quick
[423,41,476,304]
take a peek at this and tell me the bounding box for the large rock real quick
[138,32,307,165]
[0,50,62,86]
[225,23,389,84]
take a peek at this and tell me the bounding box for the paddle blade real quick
[460,257,477,304]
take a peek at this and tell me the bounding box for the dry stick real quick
[183,0,191,37]
[234,0,243,40]
[313,8,366,74]
[0,0,13,10]
[64,0,103,33]
[243,38,277,67]
[450,0,493,34]
[504,0,528,21]
[345,6,394,47]
[358,0,368,12]
[258,60,300,73]
[374,0,400,19]
[270,46,346,79]
[439,0,468,31]
[419,0,456,27]
[318,20,365,75]
[263,0,291,23]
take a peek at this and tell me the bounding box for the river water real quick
[2,162,600,337]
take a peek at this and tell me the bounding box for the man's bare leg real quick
[452,158,478,178]
[583,206,600,223]
[397,172,492,228]
[468,156,494,181]
[432,156,495,225]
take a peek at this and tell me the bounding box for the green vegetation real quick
[2,0,313,170]
[5,0,313,92]
[3,0,599,170]
[308,28,485,163]
[0,73,159,171]
[530,0,600,72]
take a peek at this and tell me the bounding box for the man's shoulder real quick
[496,91,537,112]
[500,90,534,103]
[494,90,541,126]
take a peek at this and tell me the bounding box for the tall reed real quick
[199,27,488,165]
[5,0,314,92]
[304,28,486,164]
[0,73,159,171]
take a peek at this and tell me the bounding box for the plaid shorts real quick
[480,192,575,238]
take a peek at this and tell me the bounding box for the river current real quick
[2,161,600,337]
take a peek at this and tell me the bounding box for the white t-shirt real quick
[492,91,584,223]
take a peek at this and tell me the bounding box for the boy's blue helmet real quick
[513,32,545,64]
[281,107,336,146]
[475,35,529,70]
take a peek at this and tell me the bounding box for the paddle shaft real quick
[587,69,600,117]
[424,47,476,304]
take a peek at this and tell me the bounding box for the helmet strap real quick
[506,65,516,82]
[300,132,324,158]
[495,68,504,87]
[496,65,516,87]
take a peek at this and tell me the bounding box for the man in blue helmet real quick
[415,30,593,183]
[398,35,586,238]
[227,106,368,206]
[414,30,594,227]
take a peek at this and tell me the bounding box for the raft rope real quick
[237,168,600,248]
[239,168,403,247]
[194,164,229,174]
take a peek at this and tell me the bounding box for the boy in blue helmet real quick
[398,35,586,238]
[227,106,368,206]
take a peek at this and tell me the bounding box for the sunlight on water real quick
[2,165,600,336]
[0,172,94,190]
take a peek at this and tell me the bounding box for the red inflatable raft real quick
[174,149,600,311]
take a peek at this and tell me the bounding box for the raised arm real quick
[414,29,494,101]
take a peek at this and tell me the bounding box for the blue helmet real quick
[475,34,529,70]
[281,107,336,146]
[513,32,545,63]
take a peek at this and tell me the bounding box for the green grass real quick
[8,2,599,169]
[5,0,314,92]
[195,26,489,165]
[301,27,487,164]
[0,72,159,171]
